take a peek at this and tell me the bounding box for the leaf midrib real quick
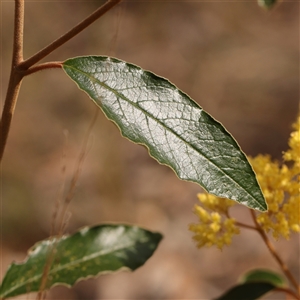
[64,63,262,209]
[2,239,134,297]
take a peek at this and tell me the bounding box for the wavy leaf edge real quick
[63,56,267,212]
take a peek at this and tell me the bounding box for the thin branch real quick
[1,0,122,162]
[250,210,300,296]
[12,0,24,65]
[58,108,99,234]
[235,221,257,231]
[0,0,25,162]
[50,130,69,237]
[22,62,63,76]
[38,108,98,298]
[19,0,123,70]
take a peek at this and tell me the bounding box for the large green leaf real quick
[63,56,266,211]
[215,282,276,300]
[0,225,162,299]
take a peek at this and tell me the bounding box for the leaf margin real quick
[62,55,267,211]
[0,224,163,299]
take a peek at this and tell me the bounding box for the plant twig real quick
[0,0,25,162]
[250,210,300,296]
[50,130,69,237]
[58,109,99,234]
[37,109,99,299]
[19,0,123,70]
[235,221,257,230]
[1,0,122,162]
[12,0,24,65]
[22,62,63,76]
[38,109,97,298]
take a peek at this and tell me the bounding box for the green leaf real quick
[0,224,162,299]
[215,282,276,300]
[63,56,267,211]
[258,0,277,9]
[241,269,286,287]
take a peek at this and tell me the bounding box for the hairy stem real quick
[250,210,300,296]
[0,0,24,161]
[19,0,123,70]
[23,62,63,76]
[12,0,24,65]
[2,0,122,162]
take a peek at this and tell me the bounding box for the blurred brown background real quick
[1,1,299,299]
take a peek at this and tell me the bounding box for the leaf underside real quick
[63,56,266,211]
[0,225,162,298]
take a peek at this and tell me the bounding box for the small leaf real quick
[258,0,277,9]
[63,56,267,211]
[0,224,162,299]
[241,269,286,287]
[215,282,276,300]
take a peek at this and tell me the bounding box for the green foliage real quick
[63,56,267,211]
[0,225,162,299]
[241,269,286,287]
[6,1,296,299]
[215,282,276,300]
[215,269,286,300]
[258,0,277,9]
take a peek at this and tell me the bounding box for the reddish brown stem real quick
[19,0,123,70]
[0,0,24,162]
[235,221,257,230]
[250,210,300,296]
[1,0,122,162]
[12,0,24,65]
[22,62,63,76]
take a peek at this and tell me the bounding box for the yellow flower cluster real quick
[254,116,300,239]
[189,194,239,249]
[283,115,300,172]
[189,116,300,248]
